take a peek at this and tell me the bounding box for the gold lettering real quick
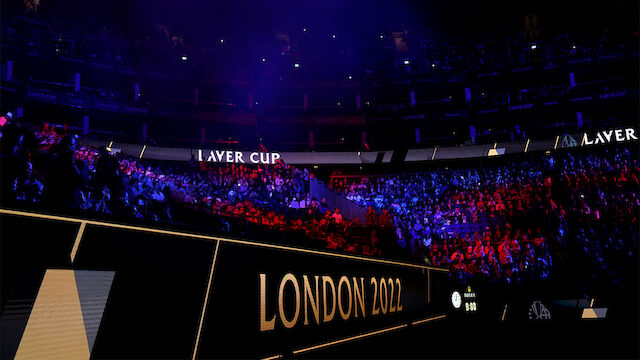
[278,273,300,329]
[388,278,396,312]
[322,276,336,323]
[352,277,366,318]
[371,277,379,315]
[338,276,353,320]
[260,274,276,332]
[395,278,403,311]
[303,275,320,326]
[379,277,388,314]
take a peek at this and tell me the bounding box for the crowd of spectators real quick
[2,114,638,288]
[0,118,390,256]
[333,146,639,287]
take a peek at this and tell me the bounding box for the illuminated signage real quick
[583,127,637,146]
[197,150,281,164]
[450,286,477,313]
[463,286,477,313]
[259,273,403,332]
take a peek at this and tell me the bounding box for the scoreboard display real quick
[449,285,479,316]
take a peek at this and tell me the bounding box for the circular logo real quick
[451,291,462,309]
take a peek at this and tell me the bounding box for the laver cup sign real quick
[197,149,281,164]
[0,209,448,359]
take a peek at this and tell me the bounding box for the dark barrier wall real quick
[0,209,448,359]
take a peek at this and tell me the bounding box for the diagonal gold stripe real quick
[0,209,448,272]
[70,222,86,263]
[291,323,408,355]
[501,304,508,321]
[15,269,90,360]
[192,240,221,360]
[411,314,447,326]
[261,355,283,360]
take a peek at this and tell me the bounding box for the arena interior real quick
[1,0,639,358]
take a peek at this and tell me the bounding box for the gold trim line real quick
[0,209,448,272]
[191,240,221,360]
[70,221,86,263]
[261,355,283,360]
[411,314,447,326]
[291,324,408,355]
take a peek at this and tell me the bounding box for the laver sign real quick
[583,127,637,146]
[197,149,281,164]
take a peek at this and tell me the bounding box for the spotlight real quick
[379,35,384,39]
[331,34,336,39]
[261,57,266,62]
[220,39,224,44]
[404,60,410,65]
[303,27,307,32]
[181,55,188,61]
[531,44,537,50]
[294,63,300,68]
[347,75,352,80]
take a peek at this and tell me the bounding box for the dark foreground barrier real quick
[0,209,449,359]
